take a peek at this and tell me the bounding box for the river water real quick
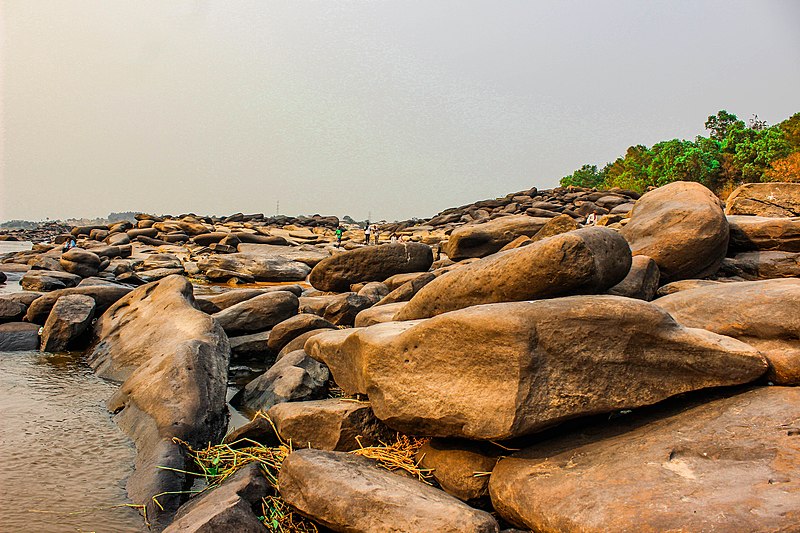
[0,242,145,532]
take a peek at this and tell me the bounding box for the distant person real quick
[373,225,380,245]
[335,227,343,248]
[62,236,76,252]
[585,211,598,226]
[390,232,398,244]
[364,223,372,245]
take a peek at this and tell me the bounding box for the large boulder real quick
[25,284,132,324]
[354,302,407,327]
[232,350,329,413]
[0,298,27,323]
[60,247,102,277]
[396,227,631,321]
[87,275,230,528]
[236,243,330,267]
[656,279,800,384]
[725,182,800,217]
[308,243,433,292]
[621,181,729,282]
[442,215,551,260]
[212,291,298,335]
[40,294,95,352]
[727,215,800,253]
[267,398,393,451]
[308,296,767,440]
[162,463,268,533]
[489,387,800,532]
[197,253,311,282]
[278,449,500,533]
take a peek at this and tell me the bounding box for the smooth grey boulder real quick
[308,296,767,440]
[309,243,433,292]
[396,226,631,320]
[212,291,298,335]
[279,449,500,533]
[40,294,95,352]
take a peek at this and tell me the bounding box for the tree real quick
[764,152,800,182]
[560,164,605,188]
[705,110,744,141]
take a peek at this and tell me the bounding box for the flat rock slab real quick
[279,449,499,533]
[621,181,729,282]
[309,243,433,292]
[0,322,40,351]
[308,296,767,440]
[728,215,800,253]
[725,181,800,217]
[656,278,800,384]
[237,243,330,266]
[25,284,132,324]
[489,387,800,532]
[40,294,95,352]
[396,226,631,320]
[197,253,311,282]
[212,291,298,335]
[717,250,800,280]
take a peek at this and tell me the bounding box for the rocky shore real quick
[1,181,799,532]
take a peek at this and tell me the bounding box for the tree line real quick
[560,110,800,194]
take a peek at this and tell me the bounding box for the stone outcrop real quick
[656,278,800,384]
[396,227,631,320]
[87,275,230,528]
[309,243,433,292]
[60,247,102,277]
[727,215,800,253]
[489,387,800,532]
[25,284,132,324]
[40,294,96,352]
[725,182,800,217]
[717,250,800,280]
[279,449,500,533]
[308,296,767,440]
[441,215,551,260]
[621,181,729,282]
[267,398,393,451]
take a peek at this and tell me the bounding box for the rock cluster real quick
[3,180,799,532]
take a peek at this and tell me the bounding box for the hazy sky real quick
[1,1,799,222]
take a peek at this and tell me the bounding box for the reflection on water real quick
[0,351,145,532]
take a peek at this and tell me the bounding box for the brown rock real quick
[308,243,433,292]
[212,291,298,335]
[442,215,551,260]
[267,314,336,353]
[278,328,334,359]
[308,296,767,440]
[268,398,394,451]
[197,253,311,282]
[417,439,502,501]
[725,182,800,217]
[60,247,102,277]
[727,215,800,253]
[489,387,800,532]
[279,449,499,533]
[654,279,724,297]
[529,214,580,243]
[375,272,436,306]
[621,181,729,282]
[396,227,631,321]
[717,250,800,280]
[21,269,82,292]
[656,278,800,384]
[40,294,95,352]
[25,284,132,324]
[0,322,40,351]
[606,254,660,300]
[354,302,407,327]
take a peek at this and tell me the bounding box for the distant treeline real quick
[560,110,800,195]
[0,211,138,229]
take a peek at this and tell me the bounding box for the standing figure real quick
[373,225,380,245]
[335,227,343,248]
[364,223,372,245]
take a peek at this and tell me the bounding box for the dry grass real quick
[351,434,434,484]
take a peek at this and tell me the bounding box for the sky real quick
[1,0,799,223]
